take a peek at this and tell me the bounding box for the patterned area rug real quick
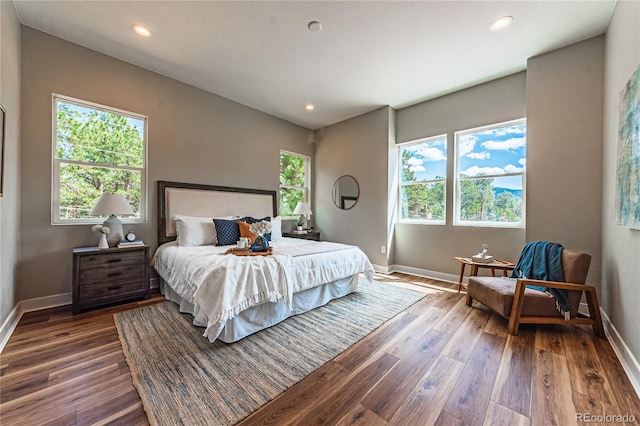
[115,278,426,426]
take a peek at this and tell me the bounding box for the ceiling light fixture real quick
[489,16,513,32]
[307,21,322,32]
[132,24,151,37]
[305,104,315,111]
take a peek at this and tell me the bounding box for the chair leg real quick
[508,279,526,335]
[585,288,605,338]
[465,294,473,307]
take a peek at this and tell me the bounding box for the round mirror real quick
[332,175,359,210]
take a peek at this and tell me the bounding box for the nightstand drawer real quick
[79,263,145,284]
[79,250,145,269]
[79,278,146,301]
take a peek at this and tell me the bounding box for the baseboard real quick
[0,293,72,353]
[600,308,640,399]
[0,303,23,353]
[388,264,459,285]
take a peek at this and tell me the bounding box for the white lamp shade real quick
[91,194,135,216]
[293,202,313,216]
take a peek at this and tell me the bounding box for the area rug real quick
[115,278,426,426]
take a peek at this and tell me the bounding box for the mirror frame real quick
[332,175,360,210]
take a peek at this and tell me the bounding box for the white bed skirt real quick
[160,275,359,343]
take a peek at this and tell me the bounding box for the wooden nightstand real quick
[72,245,150,314]
[282,231,320,241]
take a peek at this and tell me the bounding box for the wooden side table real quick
[282,231,320,241]
[455,256,515,292]
[72,245,150,314]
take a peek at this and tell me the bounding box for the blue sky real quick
[402,121,526,190]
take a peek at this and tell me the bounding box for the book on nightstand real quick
[117,240,145,248]
[471,254,494,263]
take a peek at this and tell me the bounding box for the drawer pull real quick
[107,258,122,263]
[107,272,122,277]
[107,285,122,291]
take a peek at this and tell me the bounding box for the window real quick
[52,95,147,224]
[279,150,310,216]
[399,135,447,223]
[455,119,526,227]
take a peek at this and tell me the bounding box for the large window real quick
[399,135,447,223]
[455,119,526,227]
[52,95,147,224]
[279,150,310,216]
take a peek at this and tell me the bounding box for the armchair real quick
[466,248,604,337]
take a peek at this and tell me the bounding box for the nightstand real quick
[282,231,320,241]
[72,245,150,314]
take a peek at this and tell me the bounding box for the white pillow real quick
[173,215,235,247]
[270,216,282,240]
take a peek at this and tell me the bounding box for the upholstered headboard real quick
[157,181,277,245]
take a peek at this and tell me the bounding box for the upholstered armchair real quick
[466,249,604,337]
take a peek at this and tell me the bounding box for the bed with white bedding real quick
[153,181,375,343]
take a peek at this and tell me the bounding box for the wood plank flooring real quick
[1,273,639,425]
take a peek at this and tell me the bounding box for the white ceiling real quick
[13,1,616,130]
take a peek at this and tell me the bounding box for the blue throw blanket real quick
[511,241,570,319]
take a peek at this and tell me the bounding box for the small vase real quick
[250,235,270,252]
[98,233,109,249]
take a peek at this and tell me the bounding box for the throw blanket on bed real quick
[193,253,295,341]
[511,241,570,319]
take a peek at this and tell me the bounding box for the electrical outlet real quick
[380,245,386,254]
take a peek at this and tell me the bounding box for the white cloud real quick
[410,165,426,172]
[418,146,446,162]
[467,152,490,160]
[504,164,524,173]
[458,135,476,157]
[489,126,526,137]
[462,166,506,176]
[518,158,526,166]
[481,137,526,151]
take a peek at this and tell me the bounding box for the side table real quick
[282,231,320,241]
[454,256,515,292]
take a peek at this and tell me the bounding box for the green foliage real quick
[400,150,445,220]
[56,102,144,219]
[279,153,307,215]
[459,177,522,223]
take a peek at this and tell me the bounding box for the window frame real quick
[397,134,448,225]
[453,118,526,228]
[51,94,148,225]
[279,149,310,218]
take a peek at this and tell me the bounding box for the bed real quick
[152,181,375,343]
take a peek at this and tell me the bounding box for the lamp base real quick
[103,215,124,247]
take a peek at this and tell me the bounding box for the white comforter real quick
[153,238,375,341]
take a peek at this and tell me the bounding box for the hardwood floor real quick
[1,273,638,425]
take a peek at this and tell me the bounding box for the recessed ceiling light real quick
[489,16,513,32]
[305,104,315,111]
[307,21,322,32]
[132,24,151,37]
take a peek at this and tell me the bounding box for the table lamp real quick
[91,193,135,246]
[293,201,313,230]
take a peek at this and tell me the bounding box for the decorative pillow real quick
[241,216,272,240]
[213,218,241,246]
[174,215,217,247]
[270,216,282,241]
[238,221,258,244]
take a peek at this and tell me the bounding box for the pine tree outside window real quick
[454,119,526,227]
[52,94,147,224]
[399,135,447,224]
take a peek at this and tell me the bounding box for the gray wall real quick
[526,36,604,285]
[19,28,311,301]
[602,0,640,380]
[394,73,527,275]
[314,107,391,267]
[0,2,22,330]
